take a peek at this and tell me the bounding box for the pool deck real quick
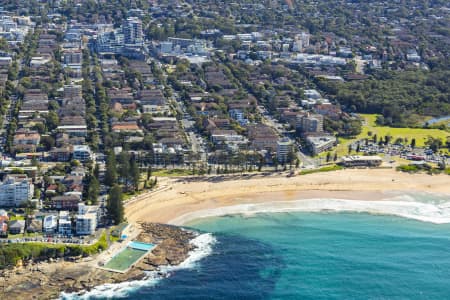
[94,224,142,272]
[97,239,155,273]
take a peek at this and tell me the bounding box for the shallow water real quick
[62,192,450,299]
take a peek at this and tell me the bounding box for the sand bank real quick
[125,169,450,225]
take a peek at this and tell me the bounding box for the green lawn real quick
[327,114,450,157]
[299,165,343,175]
[151,168,192,177]
[6,232,42,239]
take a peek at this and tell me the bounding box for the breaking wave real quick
[59,233,216,299]
[171,193,450,225]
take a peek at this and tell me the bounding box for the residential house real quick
[51,195,80,211]
[111,121,142,134]
[49,146,72,162]
[13,130,41,152]
[27,219,42,233]
[9,220,25,234]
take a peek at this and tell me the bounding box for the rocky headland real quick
[0,223,197,299]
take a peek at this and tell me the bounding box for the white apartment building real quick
[76,203,99,235]
[43,215,58,233]
[0,175,34,207]
[277,138,294,163]
[58,211,72,236]
[73,145,92,162]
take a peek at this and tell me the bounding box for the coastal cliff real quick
[0,223,197,299]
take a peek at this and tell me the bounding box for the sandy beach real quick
[125,169,450,225]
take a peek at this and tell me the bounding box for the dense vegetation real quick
[317,70,450,127]
[396,164,450,175]
[0,233,107,269]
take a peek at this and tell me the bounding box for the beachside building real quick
[9,220,25,234]
[276,138,294,163]
[58,211,72,236]
[76,203,99,235]
[340,155,383,167]
[43,215,58,234]
[306,135,337,155]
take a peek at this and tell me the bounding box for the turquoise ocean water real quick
[62,192,450,299]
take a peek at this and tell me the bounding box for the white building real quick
[160,41,173,53]
[73,145,92,162]
[229,109,248,126]
[340,155,382,167]
[0,175,34,207]
[293,32,310,52]
[306,135,336,155]
[43,215,58,233]
[58,211,72,236]
[123,17,143,45]
[76,203,99,235]
[277,138,294,163]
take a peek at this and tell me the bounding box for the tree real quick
[87,176,100,204]
[273,157,279,171]
[425,136,443,153]
[40,136,55,151]
[56,182,66,194]
[94,164,100,179]
[146,165,152,180]
[130,156,140,191]
[118,152,131,189]
[107,185,124,225]
[104,151,117,186]
[45,111,59,131]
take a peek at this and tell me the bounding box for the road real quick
[257,106,317,168]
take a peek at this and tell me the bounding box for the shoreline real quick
[126,169,450,225]
[0,223,200,300]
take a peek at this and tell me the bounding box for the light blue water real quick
[63,193,450,299]
[128,241,154,251]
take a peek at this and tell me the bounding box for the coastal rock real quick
[4,222,198,300]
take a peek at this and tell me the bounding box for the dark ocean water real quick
[63,208,450,300]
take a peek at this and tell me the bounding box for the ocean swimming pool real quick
[128,241,154,251]
[102,241,155,272]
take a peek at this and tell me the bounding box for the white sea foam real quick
[59,233,216,300]
[170,194,450,226]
